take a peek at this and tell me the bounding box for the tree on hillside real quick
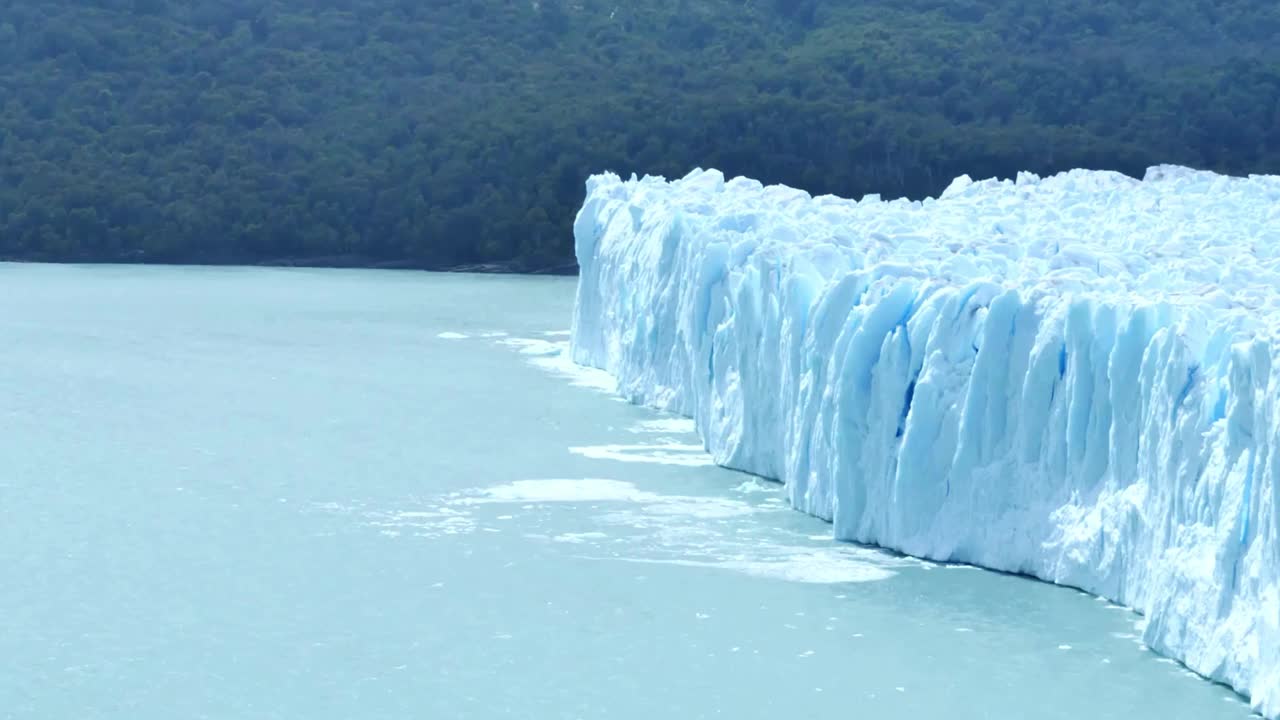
[0,0,1276,268]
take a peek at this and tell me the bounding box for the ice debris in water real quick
[569,164,1280,718]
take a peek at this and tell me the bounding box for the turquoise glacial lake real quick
[0,264,1258,719]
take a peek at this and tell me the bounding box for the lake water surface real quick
[0,264,1259,719]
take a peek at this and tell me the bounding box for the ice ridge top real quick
[571,166,1280,716]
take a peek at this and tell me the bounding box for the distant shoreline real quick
[0,256,579,277]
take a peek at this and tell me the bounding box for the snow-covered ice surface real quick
[570,165,1280,717]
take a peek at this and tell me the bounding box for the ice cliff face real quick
[570,166,1280,716]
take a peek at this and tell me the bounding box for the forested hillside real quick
[2,0,1278,270]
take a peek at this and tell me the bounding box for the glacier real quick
[569,165,1280,716]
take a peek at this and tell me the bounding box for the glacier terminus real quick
[569,165,1280,716]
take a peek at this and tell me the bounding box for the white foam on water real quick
[553,532,610,544]
[628,417,699,434]
[458,478,659,504]
[499,337,619,393]
[436,331,468,339]
[734,478,780,494]
[497,337,560,355]
[569,441,715,467]
[602,549,898,585]
[636,496,760,520]
[361,507,477,538]
[732,549,899,584]
[326,467,910,589]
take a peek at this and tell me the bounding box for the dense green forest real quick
[1,1,1278,270]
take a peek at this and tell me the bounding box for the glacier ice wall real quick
[570,165,1280,716]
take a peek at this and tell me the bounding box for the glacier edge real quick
[570,165,1280,716]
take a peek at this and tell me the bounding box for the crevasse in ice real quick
[570,165,1280,716]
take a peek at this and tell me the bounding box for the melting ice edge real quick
[570,165,1280,716]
